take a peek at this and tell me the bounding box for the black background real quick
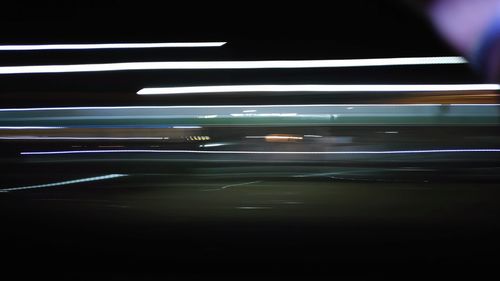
[0,0,480,107]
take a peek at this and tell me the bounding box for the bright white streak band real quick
[20,149,500,156]
[0,56,466,74]
[137,84,500,95]
[0,42,226,50]
[0,103,498,113]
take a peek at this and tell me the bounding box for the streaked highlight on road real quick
[0,174,127,192]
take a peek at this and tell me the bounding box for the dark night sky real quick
[0,1,481,107]
[0,1,449,48]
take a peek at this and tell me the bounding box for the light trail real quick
[137,84,500,95]
[0,56,466,74]
[0,103,498,112]
[0,42,226,50]
[0,174,127,192]
[20,148,500,156]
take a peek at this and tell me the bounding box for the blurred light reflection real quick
[20,148,500,155]
[0,42,227,50]
[137,84,500,95]
[0,174,127,192]
[0,56,467,75]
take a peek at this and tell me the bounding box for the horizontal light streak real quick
[0,104,497,112]
[138,84,500,95]
[231,113,298,117]
[200,143,228,148]
[20,148,500,156]
[199,115,218,118]
[0,174,127,192]
[172,126,202,129]
[0,56,466,74]
[0,136,166,140]
[0,126,65,129]
[219,181,262,190]
[0,42,226,50]
[265,135,303,141]
[245,135,303,140]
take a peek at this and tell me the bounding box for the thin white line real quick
[0,56,466,74]
[0,42,226,50]
[0,126,66,129]
[0,103,498,112]
[0,136,165,140]
[220,181,262,190]
[201,143,228,148]
[137,84,500,95]
[20,148,500,156]
[0,174,127,192]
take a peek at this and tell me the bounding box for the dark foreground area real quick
[2,172,500,280]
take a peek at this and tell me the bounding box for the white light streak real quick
[172,126,202,129]
[19,148,500,156]
[220,181,262,190]
[0,136,166,140]
[0,56,466,74]
[0,103,498,112]
[200,143,227,148]
[0,126,65,129]
[0,174,127,192]
[230,113,298,117]
[0,42,226,51]
[138,84,500,95]
[265,135,303,140]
